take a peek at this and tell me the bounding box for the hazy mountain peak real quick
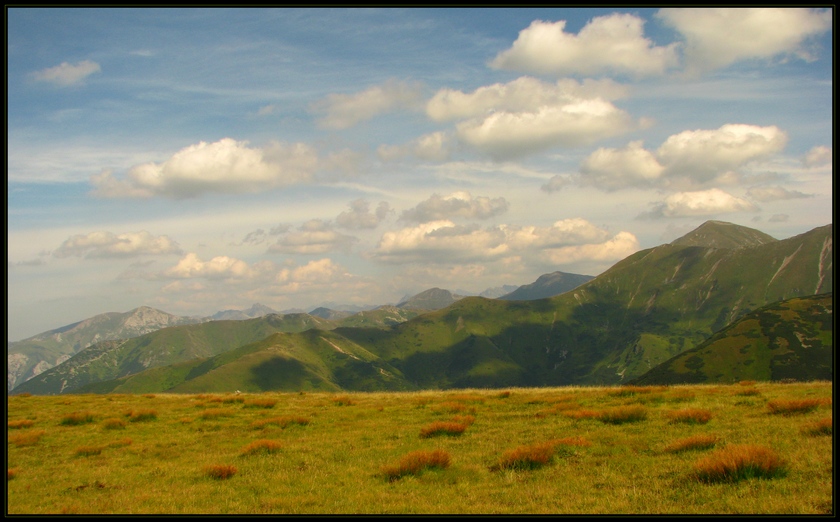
[397,287,463,310]
[670,221,777,250]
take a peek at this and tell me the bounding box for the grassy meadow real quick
[6,381,833,514]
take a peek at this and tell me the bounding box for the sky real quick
[6,7,834,342]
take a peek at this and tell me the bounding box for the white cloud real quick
[372,217,627,266]
[31,60,101,86]
[90,138,318,199]
[335,199,392,229]
[267,219,358,255]
[643,188,758,218]
[656,124,788,184]
[657,8,832,75]
[456,99,636,160]
[579,140,665,191]
[53,231,182,258]
[162,253,267,280]
[276,258,346,284]
[426,77,628,122]
[377,131,454,163]
[400,191,509,222]
[542,231,640,265]
[540,174,574,193]
[746,186,812,202]
[803,145,832,168]
[490,15,679,77]
[311,79,424,129]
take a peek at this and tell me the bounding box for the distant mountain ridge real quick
[498,271,594,300]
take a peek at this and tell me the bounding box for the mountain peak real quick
[397,288,462,310]
[670,221,777,250]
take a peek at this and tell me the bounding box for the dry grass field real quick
[6,381,833,514]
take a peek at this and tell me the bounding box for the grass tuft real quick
[664,434,719,453]
[380,449,451,482]
[8,468,20,480]
[767,399,821,415]
[127,409,157,422]
[561,408,600,420]
[74,445,104,457]
[240,439,283,456]
[8,419,34,429]
[490,441,558,471]
[419,421,468,438]
[244,398,278,409]
[692,444,787,483]
[60,412,96,426]
[665,408,713,424]
[801,417,832,436]
[204,464,237,480]
[597,405,647,424]
[331,395,356,406]
[251,415,311,429]
[102,417,128,430]
[9,430,46,447]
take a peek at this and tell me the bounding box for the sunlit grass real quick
[692,444,787,483]
[380,449,451,482]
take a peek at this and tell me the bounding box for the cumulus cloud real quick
[400,192,509,222]
[490,14,679,77]
[422,77,638,160]
[90,138,318,199]
[267,219,358,255]
[31,60,101,86]
[311,79,424,129]
[803,145,832,168]
[579,124,788,191]
[53,231,182,258]
[162,253,266,280]
[542,231,640,266]
[276,258,346,285]
[335,199,392,229]
[657,8,832,75]
[640,188,758,219]
[372,217,627,265]
[579,140,665,191]
[541,174,574,193]
[746,186,812,202]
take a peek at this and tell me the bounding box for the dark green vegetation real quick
[11,221,833,395]
[630,293,833,385]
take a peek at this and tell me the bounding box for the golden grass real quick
[126,409,157,422]
[8,419,34,429]
[200,408,234,419]
[250,415,311,429]
[767,399,822,415]
[419,421,468,438]
[380,449,451,481]
[432,401,475,414]
[204,464,237,480]
[597,405,647,424]
[663,434,719,453]
[692,444,787,483]
[240,439,283,456]
[665,408,713,424]
[331,395,356,406]
[9,430,45,447]
[244,398,278,409]
[60,411,96,426]
[490,440,559,471]
[801,417,832,436]
[561,408,600,420]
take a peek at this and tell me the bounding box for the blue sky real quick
[7,7,833,341]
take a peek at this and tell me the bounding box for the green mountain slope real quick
[12,313,336,395]
[629,293,833,385]
[75,329,415,394]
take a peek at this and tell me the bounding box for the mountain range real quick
[9,221,832,395]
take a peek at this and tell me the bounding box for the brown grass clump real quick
[597,405,647,424]
[380,449,451,482]
[735,388,761,396]
[250,416,311,429]
[127,409,157,422]
[449,415,476,426]
[433,401,475,414]
[665,408,713,425]
[204,464,237,480]
[801,417,832,436]
[142,394,156,399]
[9,430,46,447]
[60,411,96,426]
[608,385,662,397]
[692,444,787,483]
[102,417,128,430]
[108,438,133,448]
[767,399,821,415]
[8,468,20,480]
[8,419,34,429]
[739,380,757,386]
[244,398,278,409]
[667,389,696,402]
[664,434,719,453]
[74,445,104,457]
[419,421,468,438]
[490,441,559,471]
[240,439,283,456]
